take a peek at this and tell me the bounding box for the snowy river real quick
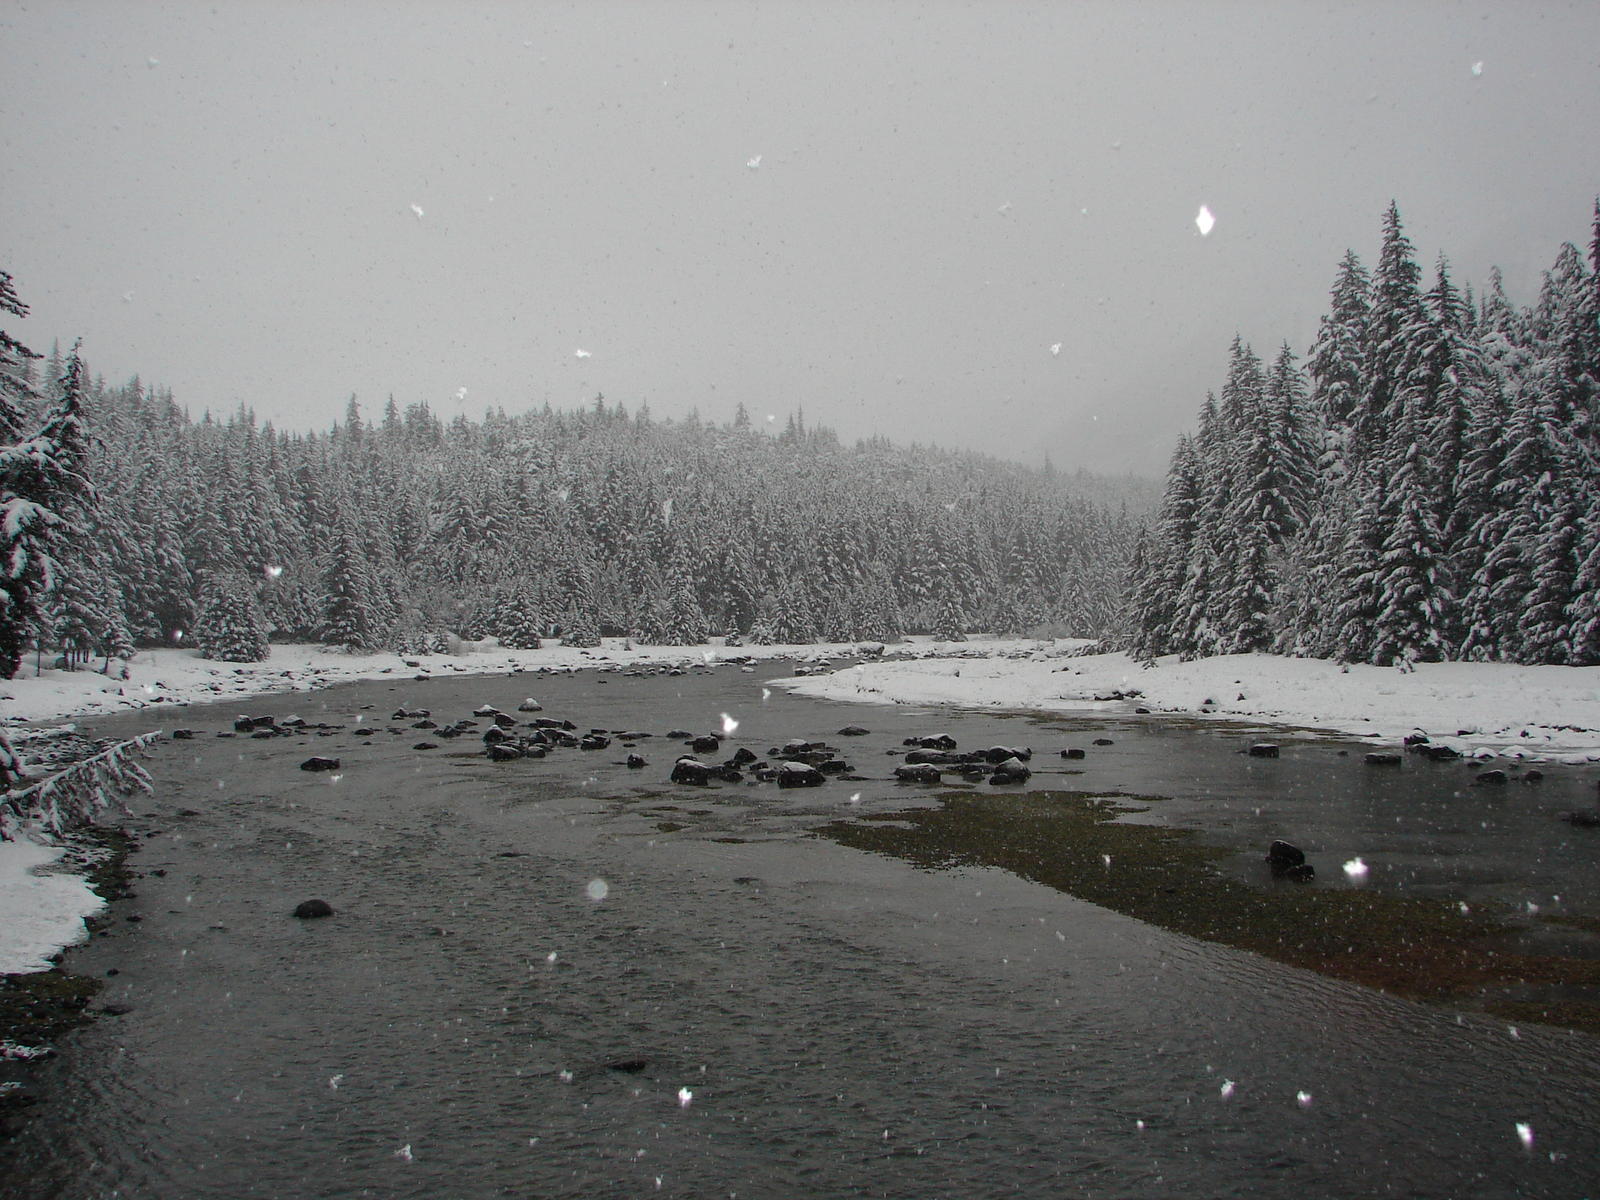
[3,660,1599,1199]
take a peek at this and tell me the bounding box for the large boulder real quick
[776,761,825,789]
[1266,840,1314,880]
[670,757,711,785]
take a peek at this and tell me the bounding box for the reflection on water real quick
[4,662,1599,1199]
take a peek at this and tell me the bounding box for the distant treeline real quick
[1125,201,1600,667]
[0,284,1147,673]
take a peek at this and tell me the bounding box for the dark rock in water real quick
[1365,752,1403,766]
[517,699,543,713]
[235,715,276,732]
[1247,743,1280,758]
[1403,732,1430,747]
[300,756,340,772]
[904,734,957,751]
[392,708,429,720]
[776,761,825,789]
[689,734,721,754]
[730,747,758,766]
[474,704,502,717]
[1061,748,1086,760]
[837,725,871,737]
[1475,769,1508,786]
[483,726,510,745]
[988,766,1030,785]
[1266,840,1306,877]
[671,757,711,785]
[580,734,611,750]
[353,728,375,737]
[171,729,195,740]
[605,1056,650,1073]
[816,759,850,775]
[492,713,518,729]
[413,742,439,750]
[625,754,647,769]
[1092,738,1114,747]
[487,743,524,762]
[1523,769,1545,783]
[981,745,1031,763]
[710,765,744,783]
[1420,744,1461,761]
[412,719,437,729]
[666,729,694,740]
[1559,809,1600,827]
[293,899,334,919]
[895,764,944,784]
[906,749,960,765]
[250,729,278,739]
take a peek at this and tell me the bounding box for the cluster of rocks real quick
[889,735,1033,786]
[671,737,855,788]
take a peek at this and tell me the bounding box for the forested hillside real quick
[1126,201,1600,667]
[0,282,1145,675]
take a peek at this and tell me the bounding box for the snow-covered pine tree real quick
[1369,433,1450,666]
[1307,250,1371,456]
[1353,202,1425,470]
[0,269,40,443]
[0,286,73,678]
[929,578,966,642]
[488,580,544,649]
[320,517,384,652]
[1568,489,1600,666]
[1330,471,1386,663]
[769,578,817,644]
[194,572,269,662]
[559,603,601,648]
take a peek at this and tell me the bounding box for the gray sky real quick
[2,1,1597,476]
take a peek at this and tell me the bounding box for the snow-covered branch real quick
[0,731,163,840]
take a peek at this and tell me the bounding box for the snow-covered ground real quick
[0,836,105,974]
[0,637,896,729]
[783,648,1600,763]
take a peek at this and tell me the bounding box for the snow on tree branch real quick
[0,730,163,841]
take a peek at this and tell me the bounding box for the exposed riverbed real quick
[3,660,1598,1198]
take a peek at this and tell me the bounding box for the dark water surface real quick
[4,660,1599,1199]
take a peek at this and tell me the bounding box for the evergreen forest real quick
[1125,201,1600,667]
[0,276,1145,676]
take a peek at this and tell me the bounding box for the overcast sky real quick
[2,1,1597,476]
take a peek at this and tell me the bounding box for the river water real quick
[3,659,1598,1199]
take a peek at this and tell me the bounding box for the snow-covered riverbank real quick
[5,636,1599,982]
[783,649,1600,763]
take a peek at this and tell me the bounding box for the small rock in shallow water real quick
[1364,752,1402,766]
[294,899,334,919]
[300,757,340,772]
